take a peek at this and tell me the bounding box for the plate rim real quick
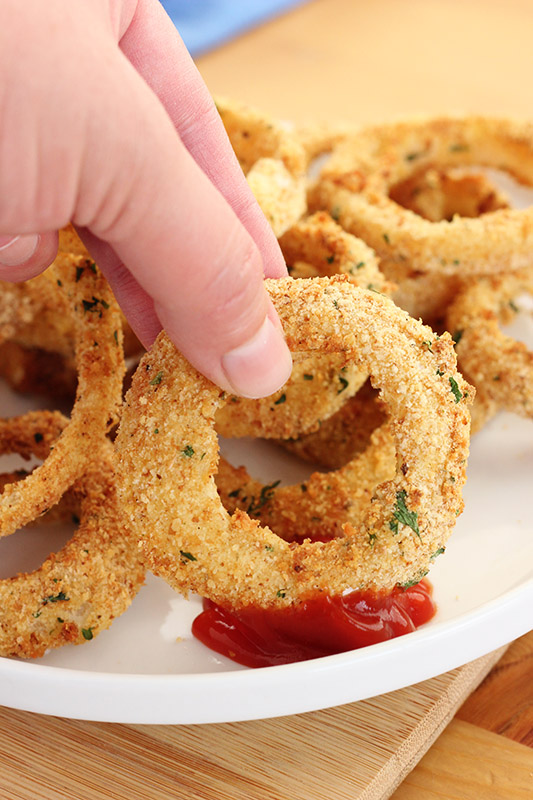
[1,574,531,725]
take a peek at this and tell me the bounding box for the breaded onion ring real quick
[279,380,388,470]
[217,423,395,544]
[0,438,144,658]
[390,167,509,223]
[446,270,533,417]
[116,277,471,608]
[315,116,533,275]
[215,213,390,440]
[0,254,124,537]
[216,97,307,236]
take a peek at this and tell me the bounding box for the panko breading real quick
[116,277,471,609]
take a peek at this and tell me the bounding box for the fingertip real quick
[0,232,58,281]
[220,315,293,399]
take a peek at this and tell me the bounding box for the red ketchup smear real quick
[192,579,436,668]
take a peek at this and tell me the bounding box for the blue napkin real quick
[161,0,308,56]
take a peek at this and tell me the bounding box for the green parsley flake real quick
[274,394,286,405]
[42,591,69,605]
[246,480,281,515]
[180,551,197,562]
[182,445,195,458]
[452,329,464,347]
[430,547,446,561]
[398,570,428,590]
[449,376,463,403]
[149,371,164,386]
[338,375,349,394]
[303,374,314,381]
[389,490,420,538]
[81,627,94,641]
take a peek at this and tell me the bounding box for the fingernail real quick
[0,234,40,267]
[221,316,293,399]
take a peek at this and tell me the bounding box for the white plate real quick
[0,366,532,725]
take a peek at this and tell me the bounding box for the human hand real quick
[0,0,292,398]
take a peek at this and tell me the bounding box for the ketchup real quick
[192,579,436,668]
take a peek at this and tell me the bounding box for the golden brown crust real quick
[279,380,387,469]
[216,213,390,440]
[217,423,395,543]
[0,254,125,537]
[446,270,533,417]
[313,116,533,276]
[0,440,144,658]
[116,276,471,609]
[216,97,307,236]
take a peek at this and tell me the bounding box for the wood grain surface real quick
[0,647,513,800]
[0,1,532,798]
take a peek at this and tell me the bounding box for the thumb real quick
[80,66,292,399]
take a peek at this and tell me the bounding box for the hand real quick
[0,0,292,398]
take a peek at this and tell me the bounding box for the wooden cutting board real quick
[0,642,527,800]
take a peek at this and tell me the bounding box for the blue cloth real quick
[161,0,308,56]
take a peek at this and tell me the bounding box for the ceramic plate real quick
[0,374,532,724]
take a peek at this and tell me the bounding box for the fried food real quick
[216,97,307,236]
[215,212,390,440]
[116,276,471,609]
[217,423,395,543]
[0,436,144,658]
[390,167,510,222]
[446,270,533,417]
[0,342,77,402]
[0,254,125,537]
[279,380,387,469]
[313,116,533,276]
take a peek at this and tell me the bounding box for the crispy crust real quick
[217,423,395,543]
[216,97,307,236]
[279,380,388,469]
[446,270,533,417]
[0,439,144,658]
[0,254,125,537]
[314,116,533,275]
[116,276,471,608]
[215,213,390,439]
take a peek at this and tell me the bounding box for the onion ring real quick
[116,276,471,608]
[0,254,125,537]
[216,97,307,236]
[446,270,533,417]
[217,423,395,544]
[215,213,389,440]
[314,116,533,275]
[0,435,144,658]
[279,380,387,470]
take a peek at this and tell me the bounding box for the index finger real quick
[118,0,287,279]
